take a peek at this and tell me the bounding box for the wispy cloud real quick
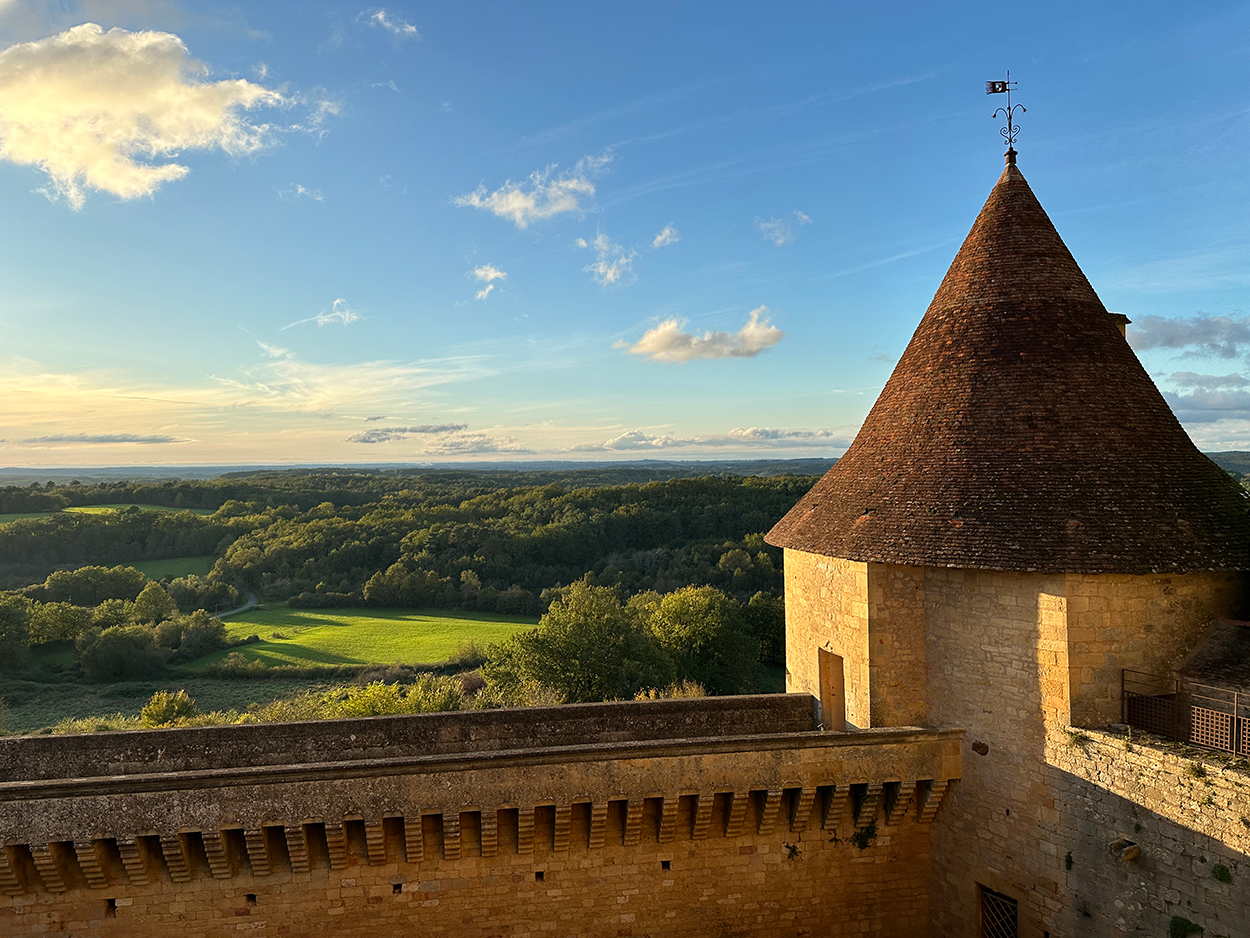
[651,224,679,249]
[0,23,291,208]
[453,153,610,229]
[282,298,359,330]
[363,9,419,40]
[278,183,323,202]
[575,232,636,288]
[625,306,784,362]
[0,348,492,462]
[569,426,847,452]
[346,423,466,443]
[472,263,507,300]
[1129,314,1250,359]
[1170,371,1247,390]
[755,210,811,246]
[19,432,191,445]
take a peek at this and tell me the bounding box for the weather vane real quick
[986,70,1025,158]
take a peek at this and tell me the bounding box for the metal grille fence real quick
[980,886,1018,938]
[1123,670,1250,756]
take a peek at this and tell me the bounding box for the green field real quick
[64,503,214,516]
[0,674,329,735]
[126,555,216,579]
[0,511,56,524]
[187,606,538,669]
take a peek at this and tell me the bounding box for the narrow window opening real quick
[105,898,117,917]
[245,893,257,907]
[660,860,671,871]
[535,870,545,882]
[392,883,402,895]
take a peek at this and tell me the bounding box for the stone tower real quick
[767,151,1250,936]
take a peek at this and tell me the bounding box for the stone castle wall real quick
[783,548,1249,937]
[783,551,871,726]
[924,566,1247,938]
[0,696,962,937]
[1046,726,1250,937]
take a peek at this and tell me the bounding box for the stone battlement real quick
[0,695,961,936]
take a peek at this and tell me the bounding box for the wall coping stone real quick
[0,725,964,803]
[0,693,821,783]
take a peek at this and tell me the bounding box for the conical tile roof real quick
[767,154,1250,573]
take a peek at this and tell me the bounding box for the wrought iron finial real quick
[986,70,1025,157]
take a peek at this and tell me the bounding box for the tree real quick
[28,602,92,644]
[77,625,165,681]
[132,582,177,624]
[0,595,31,670]
[483,581,673,703]
[642,586,761,695]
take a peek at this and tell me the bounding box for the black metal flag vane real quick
[986,70,1025,159]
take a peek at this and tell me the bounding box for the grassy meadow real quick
[187,606,538,669]
[64,504,214,516]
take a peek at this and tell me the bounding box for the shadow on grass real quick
[198,641,359,668]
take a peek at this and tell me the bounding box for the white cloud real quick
[282,298,360,330]
[754,210,812,246]
[346,423,466,443]
[626,306,784,362]
[652,224,679,249]
[0,23,290,208]
[569,426,847,452]
[278,183,323,202]
[365,9,419,39]
[453,153,610,229]
[473,264,506,282]
[471,263,507,300]
[1128,314,1250,359]
[575,232,636,288]
[420,431,531,455]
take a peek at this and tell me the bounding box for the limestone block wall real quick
[1045,726,1250,938]
[784,550,871,725]
[0,700,963,937]
[924,567,1064,937]
[1064,571,1242,727]
[922,566,1247,937]
[867,563,929,726]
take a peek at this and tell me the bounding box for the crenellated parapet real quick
[0,696,960,935]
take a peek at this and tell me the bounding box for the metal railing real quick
[1122,669,1250,757]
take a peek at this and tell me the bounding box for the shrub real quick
[635,679,707,700]
[141,690,199,727]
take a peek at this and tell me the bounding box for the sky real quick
[0,1,1246,467]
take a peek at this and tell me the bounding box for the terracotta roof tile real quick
[767,157,1250,573]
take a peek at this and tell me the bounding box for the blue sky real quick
[0,1,1246,466]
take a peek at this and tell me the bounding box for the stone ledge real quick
[0,726,965,802]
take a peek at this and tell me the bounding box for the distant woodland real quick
[0,468,813,705]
